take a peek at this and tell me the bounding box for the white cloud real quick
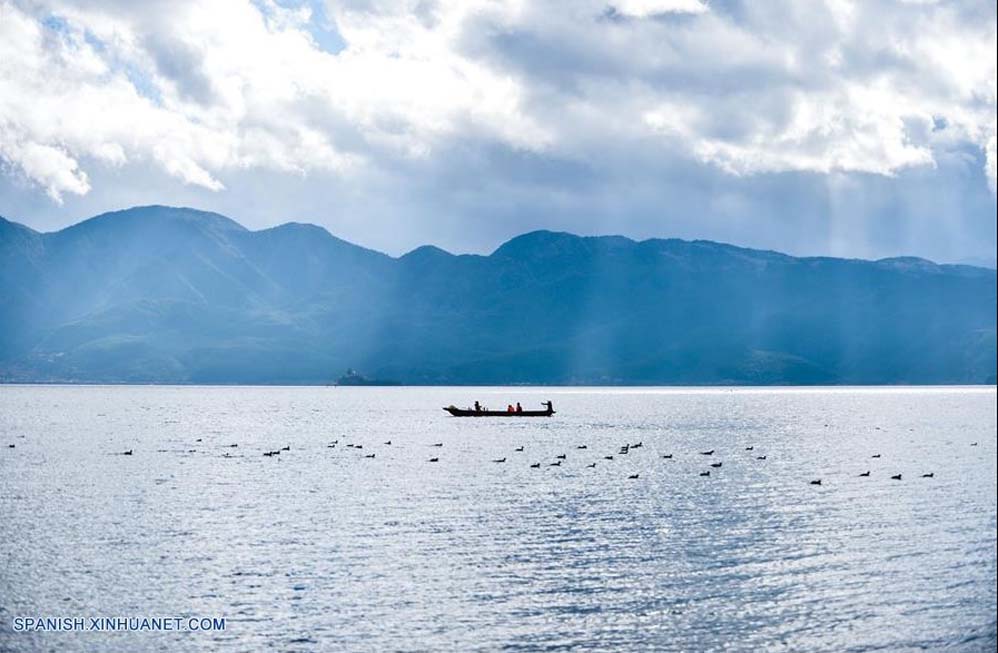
[0,0,994,205]
[611,0,708,18]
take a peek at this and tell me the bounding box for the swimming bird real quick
[429,457,439,462]
[493,457,506,463]
[810,479,822,485]
[661,454,673,459]
[871,454,881,458]
[700,450,714,456]
[365,453,375,458]
[196,438,202,442]
[971,442,978,446]
[515,446,524,452]
[859,470,870,477]
[281,446,290,451]
[228,443,238,448]
[530,463,541,468]
[353,445,362,450]
[384,440,392,445]
[263,452,274,457]
[556,454,566,459]
[699,471,711,477]
[549,461,562,467]
[921,472,934,478]
[7,444,14,448]
[628,473,639,479]
[577,445,588,449]
[631,442,643,448]
[432,443,443,447]
[605,455,614,460]
[756,455,767,460]
[123,450,133,456]
[745,446,754,451]
[587,462,597,468]
[710,462,722,468]
[891,474,902,480]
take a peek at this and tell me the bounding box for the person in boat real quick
[544,400,553,413]
[516,402,522,413]
[507,404,515,413]
[474,401,481,413]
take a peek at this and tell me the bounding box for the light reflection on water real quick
[0,386,995,652]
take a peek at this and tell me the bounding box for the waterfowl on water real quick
[756,455,767,460]
[384,440,391,445]
[859,470,871,477]
[530,463,541,468]
[577,445,587,449]
[7,444,14,448]
[515,446,524,452]
[605,455,614,460]
[810,479,822,485]
[971,442,978,446]
[921,472,934,478]
[891,474,902,480]
[631,442,643,448]
[432,443,443,447]
[123,450,133,456]
[871,454,881,458]
[628,474,639,479]
[364,453,375,458]
[556,454,567,459]
[549,461,562,467]
[428,457,439,462]
[587,463,597,468]
[661,454,673,459]
[745,446,754,451]
[493,457,506,463]
[699,471,711,477]
[710,462,722,468]
[281,446,290,451]
[700,450,714,456]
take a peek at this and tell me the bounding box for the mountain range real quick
[1,205,995,385]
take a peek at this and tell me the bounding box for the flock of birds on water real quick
[5,428,982,485]
[310,437,973,484]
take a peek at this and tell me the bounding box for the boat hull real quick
[443,406,554,417]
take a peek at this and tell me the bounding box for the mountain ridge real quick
[1,205,994,385]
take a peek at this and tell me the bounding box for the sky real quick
[0,0,995,264]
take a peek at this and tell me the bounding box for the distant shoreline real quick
[1,382,995,389]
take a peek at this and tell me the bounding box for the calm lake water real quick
[1,386,995,652]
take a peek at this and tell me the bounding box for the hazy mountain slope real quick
[0,207,994,384]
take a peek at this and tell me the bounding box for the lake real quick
[1,386,995,652]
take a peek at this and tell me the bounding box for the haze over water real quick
[1,386,995,652]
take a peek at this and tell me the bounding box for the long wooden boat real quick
[443,405,555,417]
